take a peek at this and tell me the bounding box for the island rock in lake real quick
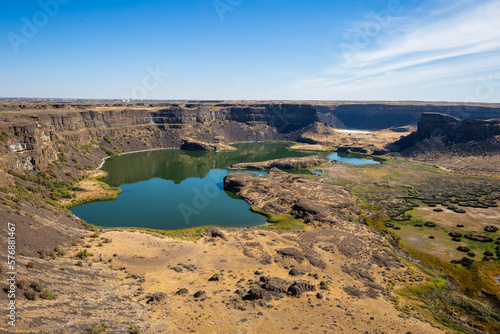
[180,137,236,152]
[224,168,360,226]
[229,155,329,170]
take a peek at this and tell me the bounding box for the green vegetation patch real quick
[252,207,306,230]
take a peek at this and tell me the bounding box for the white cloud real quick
[287,0,500,102]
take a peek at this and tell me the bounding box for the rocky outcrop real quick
[390,113,500,153]
[315,103,500,130]
[229,155,328,170]
[224,168,360,225]
[229,104,320,133]
[180,138,236,152]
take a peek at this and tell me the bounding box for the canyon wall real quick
[0,102,320,172]
[390,112,500,153]
[315,103,500,130]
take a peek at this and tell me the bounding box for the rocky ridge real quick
[224,168,360,226]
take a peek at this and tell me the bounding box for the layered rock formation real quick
[315,103,500,130]
[224,168,360,225]
[390,112,500,152]
[0,101,321,172]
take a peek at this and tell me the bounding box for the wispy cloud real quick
[288,0,500,102]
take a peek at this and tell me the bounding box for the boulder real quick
[288,281,316,297]
[464,234,493,243]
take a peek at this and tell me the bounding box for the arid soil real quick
[1,227,448,334]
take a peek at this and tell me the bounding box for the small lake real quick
[71,142,379,230]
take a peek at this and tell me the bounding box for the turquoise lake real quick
[71,142,379,230]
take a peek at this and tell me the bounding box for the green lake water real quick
[71,142,379,230]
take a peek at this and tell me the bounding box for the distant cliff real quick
[315,103,500,130]
[390,112,500,153]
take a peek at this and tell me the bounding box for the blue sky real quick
[1,0,499,102]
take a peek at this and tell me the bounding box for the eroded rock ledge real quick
[229,155,328,170]
[180,137,236,152]
[224,168,360,225]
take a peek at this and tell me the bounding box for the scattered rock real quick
[484,226,498,233]
[194,290,206,298]
[448,232,462,238]
[451,237,462,242]
[276,248,305,262]
[288,269,305,276]
[461,257,475,267]
[260,276,288,294]
[207,228,227,240]
[316,293,324,299]
[243,288,268,301]
[456,224,464,228]
[424,222,436,227]
[175,288,189,296]
[288,281,316,297]
[483,251,494,257]
[433,208,443,212]
[146,292,167,304]
[319,281,329,290]
[428,236,435,239]
[467,252,476,257]
[457,246,470,252]
[454,209,466,214]
[464,234,493,243]
[209,274,220,282]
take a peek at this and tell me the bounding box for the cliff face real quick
[316,103,500,130]
[390,112,500,153]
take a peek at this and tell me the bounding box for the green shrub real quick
[88,322,108,334]
[0,131,9,142]
[40,289,57,300]
[76,250,91,260]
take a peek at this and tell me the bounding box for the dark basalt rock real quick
[194,290,206,298]
[454,209,466,214]
[484,251,494,257]
[467,252,476,257]
[288,281,316,297]
[243,288,269,301]
[484,226,498,233]
[146,292,167,304]
[414,223,423,227]
[457,246,470,252]
[319,281,329,290]
[206,228,227,240]
[260,276,288,294]
[288,269,305,276]
[209,274,220,281]
[276,248,305,262]
[433,208,443,212]
[451,237,462,242]
[424,222,436,227]
[448,232,462,238]
[174,288,188,296]
[461,257,475,267]
[385,223,394,228]
[456,224,464,228]
[464,234,493,243]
